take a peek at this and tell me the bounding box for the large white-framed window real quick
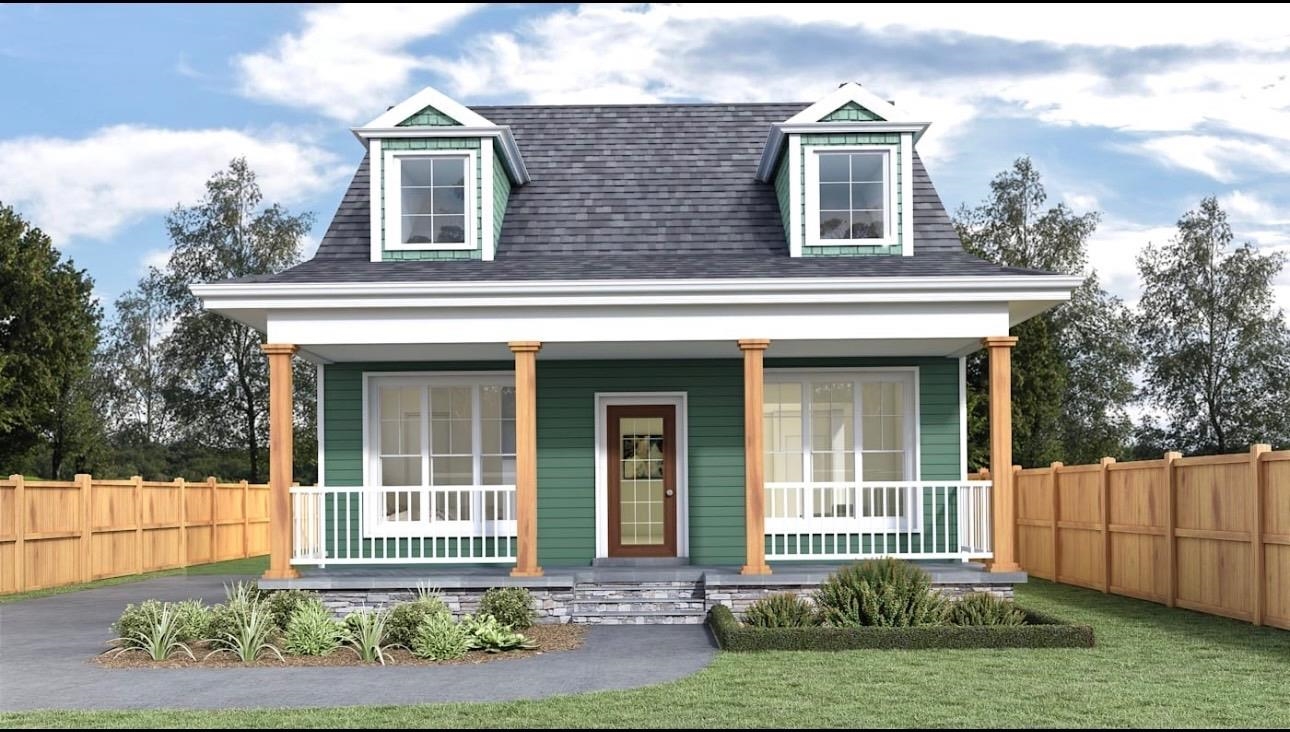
[804,145,898,247]
[364,372,515,537]
[764,369,919,531]
[383,149,475,251]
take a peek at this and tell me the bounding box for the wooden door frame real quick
[594,393,689,559]
[606,404,678,557]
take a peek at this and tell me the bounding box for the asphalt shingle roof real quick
[261,101,1038,284]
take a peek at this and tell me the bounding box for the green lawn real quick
[0,556,267,604]
[4,579,1289,728]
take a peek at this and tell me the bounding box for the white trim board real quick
[958,355,968,481]
[381,148,478,252]
[786,82,909,125]
[803,144,899,248]
[360,86,495,129]
[594,392,690,559]
[316,363,325,488]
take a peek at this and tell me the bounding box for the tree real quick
[161,159,313,482]
[1136,196,1290,453]
[955,157,1137,467]
[100,267,171,446]
[0,203,101,475]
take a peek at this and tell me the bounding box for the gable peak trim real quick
[786,82,906,124]
[360,86,494,129]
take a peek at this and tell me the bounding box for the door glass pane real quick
[861,381,907,483]
[619,416,665,546]
[763,382,803,483]
[810,382,854,483]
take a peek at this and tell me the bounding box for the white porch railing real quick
[291,485,517,565]
[765,481,993,561]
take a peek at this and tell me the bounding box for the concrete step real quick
[591,557,689,567]
[571,608,708,625]
[572,599,707,612]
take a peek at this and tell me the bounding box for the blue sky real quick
[2,3,1288,312]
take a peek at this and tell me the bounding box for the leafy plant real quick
[414,582,442,603]
[205,602,283,663]
[109,602,195,661]
[171,599,212,642]
[343,608,396,664]
[947,593,1027,627]
[283,599,344,656]
[223,580,265,608]
[410,614,472,661]
[114,599,209,644]
[479,587,536,630]
[266,589,318,631]
[464,613,536,653]
[815,559,947,628]
[743,593,819,628]
[386,596,451,647]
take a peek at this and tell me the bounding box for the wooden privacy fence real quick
[0,474,270,595]
[977,445,1290,630]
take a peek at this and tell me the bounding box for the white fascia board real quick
[351,127,530,185]
[360,86,494,129]
[758,122,931,182]
[786,83,908,125]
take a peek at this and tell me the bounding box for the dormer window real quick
[385,150,474,250]
[805,148,896,245]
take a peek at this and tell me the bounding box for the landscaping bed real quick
[96,624,585,668]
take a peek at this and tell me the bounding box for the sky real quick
[2,3,1289,313]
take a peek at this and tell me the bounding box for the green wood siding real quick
[799,132,904,256]
[380,138,483,261]
[396,105,461,127]
[320,358,962,564]
[822,101,883,122]
[774,151,791,243]
[492,142,511,248]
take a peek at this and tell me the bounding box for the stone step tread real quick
[571,597,704,604]
[571,608,708,617]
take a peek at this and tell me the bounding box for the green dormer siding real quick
[822,101,883,122]
[493,142,511,248]
[396,105,461,127]
[380,138,483,261]
[799,132,904,256]
[774,151,791,242]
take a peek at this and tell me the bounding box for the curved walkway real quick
[0,574,717,711]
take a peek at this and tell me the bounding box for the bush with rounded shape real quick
[266,589,318,631]
[386,596,451,646]
[815,558,946,627]
[283,600,344,656]
[947,592,1027,626]
[478,587,535,629]
[463,613,536,653]
[410,614,472,661]
[743,593,819,628]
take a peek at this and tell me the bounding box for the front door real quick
[607,405,678,557]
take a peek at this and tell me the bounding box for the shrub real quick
[410,614,473,661]
[386,596,451,647]
[815,558,946,627]
[223,580,265,607]
[205,603,283,663]
[343,608,395,664]
[109,602,195,661]
[479,587,536,629]
[115,599,209,644]
[464,613,536,653]
[947,592,1027,627]
[283,600,344,656]
[266,589,317,631]
[171,599,211,642]
[743,593,819,628]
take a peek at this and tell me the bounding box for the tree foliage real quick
[1135,197,1290,453]
[955,157,1137,467]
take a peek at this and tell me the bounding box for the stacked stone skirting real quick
[316,587,577,623]
[706,582,1013,615]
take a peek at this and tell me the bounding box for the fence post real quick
[77,473,93,583]
[240,479,250,559]
[1049,462,1063,582]
[207,477,218,562]
[1163,451,1181,607]
[1100,457,1116,593]
[10,475,25,592]
[1251,443,1270,626]
[176,478,187,567]
[1012,464,1022,567]
[133,476,145,575]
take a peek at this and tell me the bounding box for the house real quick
[193,83,1079,622]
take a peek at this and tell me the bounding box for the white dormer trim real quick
[360,86,495,129]
[785,82,906,125]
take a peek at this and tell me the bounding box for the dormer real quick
[757,83,930,257]
[352,87,529,262]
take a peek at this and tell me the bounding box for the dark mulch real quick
[94,624,586,668]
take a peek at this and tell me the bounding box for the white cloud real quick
[1085,219,1178,308]
[235,3,482,122]
[300,233,321,259]
[1136,135,1290,182]
[140,248,171,273]
[0,125,348,244]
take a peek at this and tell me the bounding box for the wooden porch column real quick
[739,339,772,575]
[509,341,543,577]
[985,335,1021,573]
[261,343,299,580]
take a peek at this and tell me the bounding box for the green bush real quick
[343,608,395,664]
[386,596,451,646]
[947,593,1027,627]
[283,600,343,656]
[114,599,210,644]
[109,602,196,661]
[708,605,1094,651]
[815,559,946,627]
[222,580,265,607]
[205,602,283,663]
[266,589,318,631]
[478,587,536,629]
[743,594,819,628]
[463,613,536,653]
[410,614,473,661]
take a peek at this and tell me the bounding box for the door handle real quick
[665,489,675,497]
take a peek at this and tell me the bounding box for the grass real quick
[0,556,267,605]
[3,579,1289,728]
